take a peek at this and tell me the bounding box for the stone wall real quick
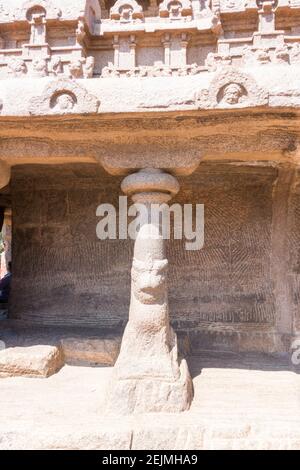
[10,161,299,353]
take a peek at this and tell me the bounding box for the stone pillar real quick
[180,33,189,67]
[0,208,12,278]
[113,35,120,68]
[106,168,193,415]
[162,33,171,66]
[129,35,137,69]
[30,13,47,45]
[258,1,275,34]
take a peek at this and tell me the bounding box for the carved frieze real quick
[196,68,269,108]
[101,62,203,77]
[29,79,100,115]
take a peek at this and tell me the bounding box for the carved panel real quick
[14,0,62,21]
[110,0,144,21]
[196,68,269,109]
[159,0,193,19]
[29,79,100,115]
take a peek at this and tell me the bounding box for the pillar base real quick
[106,325,193,415]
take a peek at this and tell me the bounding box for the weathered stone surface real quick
[106,169,193,414]
[29,79,100,116]
[0,345,64,378]
[0,354,299,450]
[61,337,121,366]
[9,161,299,354]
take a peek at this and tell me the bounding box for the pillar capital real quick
[121,168,180,204]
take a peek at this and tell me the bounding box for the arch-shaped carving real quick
[26,4,46,21]
[159,0,192,18]
[29,79,100,115]
[14,0,62,21]
[196,68,269,109]
[110,0,144,21]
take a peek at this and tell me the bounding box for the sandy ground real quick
[1,352,300,449]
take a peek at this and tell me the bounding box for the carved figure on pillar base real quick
[106,169,193,415]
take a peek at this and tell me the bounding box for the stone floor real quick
[0,349,300,450]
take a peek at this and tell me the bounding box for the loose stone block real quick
[0,345,64,378]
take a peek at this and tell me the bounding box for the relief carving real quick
[14,1,62,21]
[131,258,169,305]
[110,0,144,22]
[101,64,121,77]
[101,62,202,77]
[29,79,100,115]
[159,0,193,19]
[27,6,47,45]
[76,19,86,46]
[290,43,300,64]
[7,58,27,77]
[31,57,48,77]
[243,46,271,65]
[205,52,232,71]
[274,44,290,64]
[83,56,95,78]
[196,68,269,109]
[68,59,84,79]
[51,56,63,76]
[211,0,223,36]
[68,57,95,79]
